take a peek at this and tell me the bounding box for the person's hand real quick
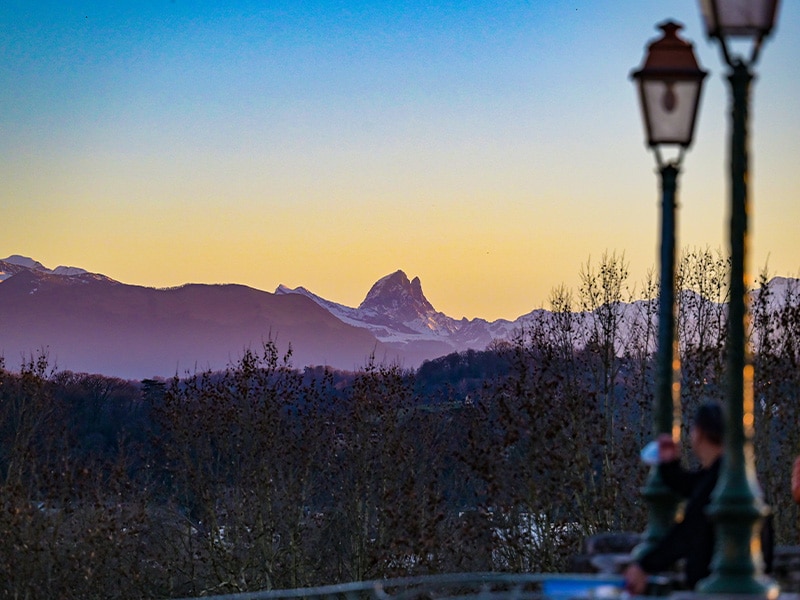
[658,433,679,463]
[624,562,648,595]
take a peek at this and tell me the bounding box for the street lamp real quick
[695,0,781,595]
[630,21,707,560]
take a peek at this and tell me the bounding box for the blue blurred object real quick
[640,440,660,465]
[541,574,625,598]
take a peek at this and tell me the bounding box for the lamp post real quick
[630,21,707,559]
[695,0,781,594]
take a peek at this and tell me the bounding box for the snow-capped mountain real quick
[0,255,102,282]
[0,256,393,378]
[277,270,520,360]
[3,254,798,379]
[277,269,800,365]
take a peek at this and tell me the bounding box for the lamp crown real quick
[637,21,705,75]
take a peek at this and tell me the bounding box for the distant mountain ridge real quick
[1,255,798,380]
[276,270,518,360]
[0,254,98,280]
[276,269,800,363]
[0,256,394,379]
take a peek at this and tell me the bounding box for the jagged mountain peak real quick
[275,271,467,350]
[359,270,435,319]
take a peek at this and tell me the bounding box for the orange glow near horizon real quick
[2,1,799,322]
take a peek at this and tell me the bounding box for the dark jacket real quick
[638,457,722,589]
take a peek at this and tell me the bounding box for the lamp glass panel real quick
[700,0,776,36]
[642,79,701,145]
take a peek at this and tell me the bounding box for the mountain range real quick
[276,270,522,360]
[1,255,797,380]
[0,255,525,379]
[0,256,391,379]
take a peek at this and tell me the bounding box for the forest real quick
[1,250,798,599]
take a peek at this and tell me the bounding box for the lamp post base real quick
[633,468,679,561]
[672,588,779,600]
[697,488,775,595]
[696,575,778,597]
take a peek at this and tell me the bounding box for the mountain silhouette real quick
[3,255,798,380]
[0,258,394,379]
[277,269,517,361]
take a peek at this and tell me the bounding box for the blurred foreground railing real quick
[170,572,632,600]
[169,543,800,600]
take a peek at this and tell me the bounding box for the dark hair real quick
[694,402,724,446]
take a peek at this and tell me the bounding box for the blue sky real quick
[2,1,798,320]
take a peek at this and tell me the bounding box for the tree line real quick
[0,248,798,599]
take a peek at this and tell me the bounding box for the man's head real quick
[690,402,725,466]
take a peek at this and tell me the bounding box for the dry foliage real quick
[0,250,798,598]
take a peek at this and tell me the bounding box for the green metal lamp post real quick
[630,21,707,559]
[694,0,781,595]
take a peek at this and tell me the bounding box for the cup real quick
[640,440,659,465]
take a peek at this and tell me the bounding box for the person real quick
[624,403,725,594]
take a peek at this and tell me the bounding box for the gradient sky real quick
[2,1,799,321]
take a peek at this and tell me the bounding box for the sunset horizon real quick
[3,1,799,322]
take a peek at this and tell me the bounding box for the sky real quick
[2,1,799,322]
